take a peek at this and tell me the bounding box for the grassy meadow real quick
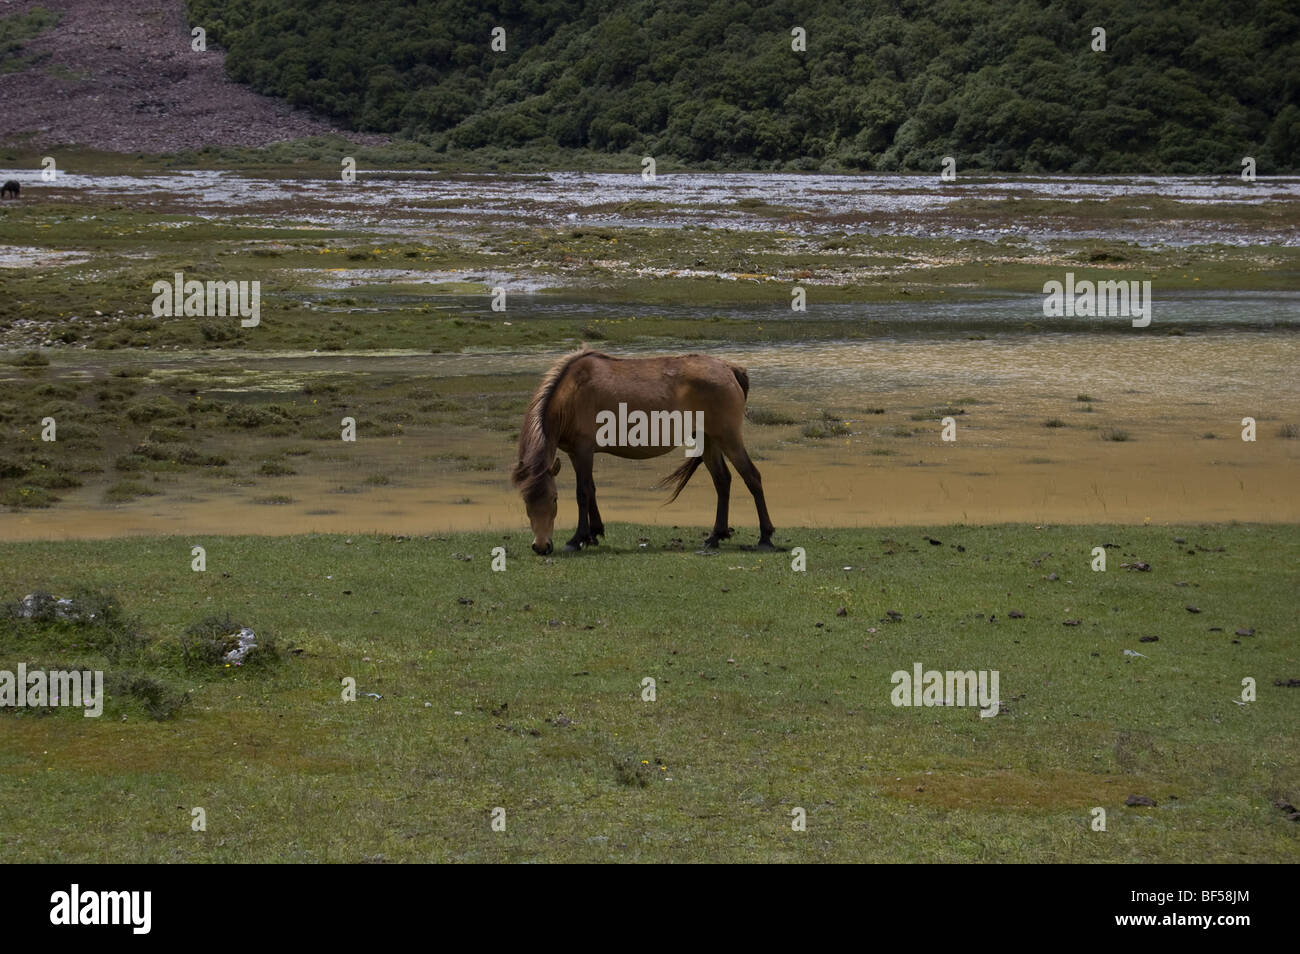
[1,525,1296,862]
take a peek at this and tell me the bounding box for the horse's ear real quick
[550,458,562,476]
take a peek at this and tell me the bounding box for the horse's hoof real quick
[562,542,583,552]
[702,537,721,549]
[755,539,777,551]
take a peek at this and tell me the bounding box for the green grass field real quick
[1,524,1296,862]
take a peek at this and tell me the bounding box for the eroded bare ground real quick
[2,334,1296,542]
[0,0,382,152]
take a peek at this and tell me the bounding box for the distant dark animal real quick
[512,348,775,554]
[1,180,19,199]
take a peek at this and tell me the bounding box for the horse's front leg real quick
[563,448,596,551]
[587,491,605,545]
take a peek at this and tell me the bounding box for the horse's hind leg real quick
[720,440,775,549]
[702,439,732,548]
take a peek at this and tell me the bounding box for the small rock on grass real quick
[1125,794,1157,807]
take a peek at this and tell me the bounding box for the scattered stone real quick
[836,606,847,617]
[13,593,94,622]
[1139,635,1158,643]
[1122,561,1151,571]
[1125,794,1157,807]
[1063,618,1081,626]
[457,597,473,605]
[223,627,258,665]
[1274,678,1300,688]
[1008,610,1025,618]
[1185,605,1201,613]
[1235,628,1255,637]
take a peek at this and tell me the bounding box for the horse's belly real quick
[598,444,678,461]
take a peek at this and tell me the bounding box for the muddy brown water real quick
[3,333,1296,542]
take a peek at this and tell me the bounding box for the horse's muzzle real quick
[532,541,553,555]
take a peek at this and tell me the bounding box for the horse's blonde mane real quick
[511,348,603,500]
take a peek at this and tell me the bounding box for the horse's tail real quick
[729,363,749,400]
[657,455,704,504]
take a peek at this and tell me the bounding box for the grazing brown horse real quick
[512,349,775,554]
[1,180,19,199]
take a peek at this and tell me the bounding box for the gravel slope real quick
[0,0,385,152]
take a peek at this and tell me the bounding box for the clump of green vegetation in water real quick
[1,485,60,508]
[103,480,161,502]
[802,417,851,438]
[745,407,798,426]
[6,351,49,367]
[911,407,966,421]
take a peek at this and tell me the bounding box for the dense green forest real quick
[186,0,1299,172]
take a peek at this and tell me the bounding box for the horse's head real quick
[515,456,561,555]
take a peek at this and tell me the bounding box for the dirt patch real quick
[0,335,1296,540]
[879,768,1136,811]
